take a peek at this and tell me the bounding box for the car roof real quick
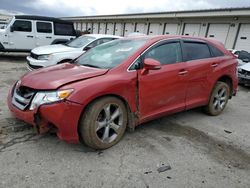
[14,15,73,24]
[84,34,122,39]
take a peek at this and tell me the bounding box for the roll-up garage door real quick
[164,23,179,35]
[114,23,124,36]
[106,23,114,35]
[183,24,201,37]
[92,23,99,34]
[99,23,106,34]
[207,24,230,44]
[124,23,135,36]
[135,23,148,34]
[81,22,87,31]
[148,23,164,35]
[235,24,250,52]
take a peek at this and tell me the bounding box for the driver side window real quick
[144,42,182,65]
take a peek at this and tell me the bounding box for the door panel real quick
[35,21,53,47]
[148,23,164,35]
[114,23,123,36]
[106,23,114,35]
[99,23,106,34]
[124,23,135,36]
[164,23,179,35]
[8,20,35,50]
[136,23,148,34]
[138,41,187,122]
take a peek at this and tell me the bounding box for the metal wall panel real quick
[92,23,99,34]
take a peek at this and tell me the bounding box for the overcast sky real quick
[1,0,250,17]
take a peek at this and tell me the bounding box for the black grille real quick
[239,69,250,76]
[30,52,39,59]
[12,85,36,110]
[27,61,43,70]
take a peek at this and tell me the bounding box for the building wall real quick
[63,9,250,51]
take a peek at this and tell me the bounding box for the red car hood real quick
[21,63,108,90]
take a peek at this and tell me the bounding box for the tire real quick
[204,81,230,116]
[79,97,128,150]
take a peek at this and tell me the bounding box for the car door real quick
[8,20,36,50]
[138,40,188,122]
[35,21,53,47]
[182,40,215,109]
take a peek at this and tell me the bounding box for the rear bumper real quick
[7,86,83,143]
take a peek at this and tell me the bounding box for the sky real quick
[0,0,250,17]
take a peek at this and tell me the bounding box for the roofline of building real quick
[62,7,250,20]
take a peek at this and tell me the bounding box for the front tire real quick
[204,81,230,116]
[79,97,128,150]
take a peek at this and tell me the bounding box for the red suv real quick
[8,36,238,149]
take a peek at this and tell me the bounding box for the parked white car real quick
[27,34,122,70]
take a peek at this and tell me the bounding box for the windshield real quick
[75,39,147,69]
[65,36,96,48]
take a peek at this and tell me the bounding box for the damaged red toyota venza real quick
[8,36,238,149]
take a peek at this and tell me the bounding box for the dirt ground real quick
[0,53,250,188]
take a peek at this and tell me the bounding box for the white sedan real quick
[27,34,122,70]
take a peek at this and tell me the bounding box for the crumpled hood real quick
[20,63,108,90]
[32,44,79,55]
[239,63,250,71]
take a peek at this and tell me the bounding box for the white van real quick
[0,15,77,52]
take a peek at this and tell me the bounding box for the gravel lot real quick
[0,53,250,188]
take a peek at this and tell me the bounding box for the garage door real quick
[135,23,148,34]
[235,24,250,52]
[183,24,201,37]
[81,22,87,31]
[124,23,135,36]
[99,23,106,34]
[164,23,179,35]
[92,23,99,34]
[106,23,114,35]
[148,23,164,35]
[207,24,230,44]
[114,23,124,36]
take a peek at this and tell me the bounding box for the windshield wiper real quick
[81,64,101,68]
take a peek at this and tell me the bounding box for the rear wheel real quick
[204,81,230,116]
[79,97,128,150]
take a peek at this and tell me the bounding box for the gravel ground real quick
[0,53,250,188]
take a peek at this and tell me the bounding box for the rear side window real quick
[12,20,32,32]
[54,22,75,36]
[209,45,224,57]
[183,42,211,61]
[144,42,182,65]
[36,22,52,33]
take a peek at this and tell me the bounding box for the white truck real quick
[0,15,77,52]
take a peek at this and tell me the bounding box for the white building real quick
[63,7,250,52]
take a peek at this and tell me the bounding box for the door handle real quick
[178,70,188,76]
[26,35,34,38]
[211,63,218,67]
[46,36,52,39]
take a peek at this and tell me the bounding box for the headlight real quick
[238,68,242,73]
[37,54,52,60]
[29,89,73,110]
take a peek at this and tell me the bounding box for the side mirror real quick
[141,58,161,74]
[10,26,14,32]
[83,46,92,51]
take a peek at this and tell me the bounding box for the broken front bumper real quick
[7,85,83,144]
[238,73,250,85]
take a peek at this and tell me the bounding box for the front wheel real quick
[204,81,230,116]
[79,97,128,150]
